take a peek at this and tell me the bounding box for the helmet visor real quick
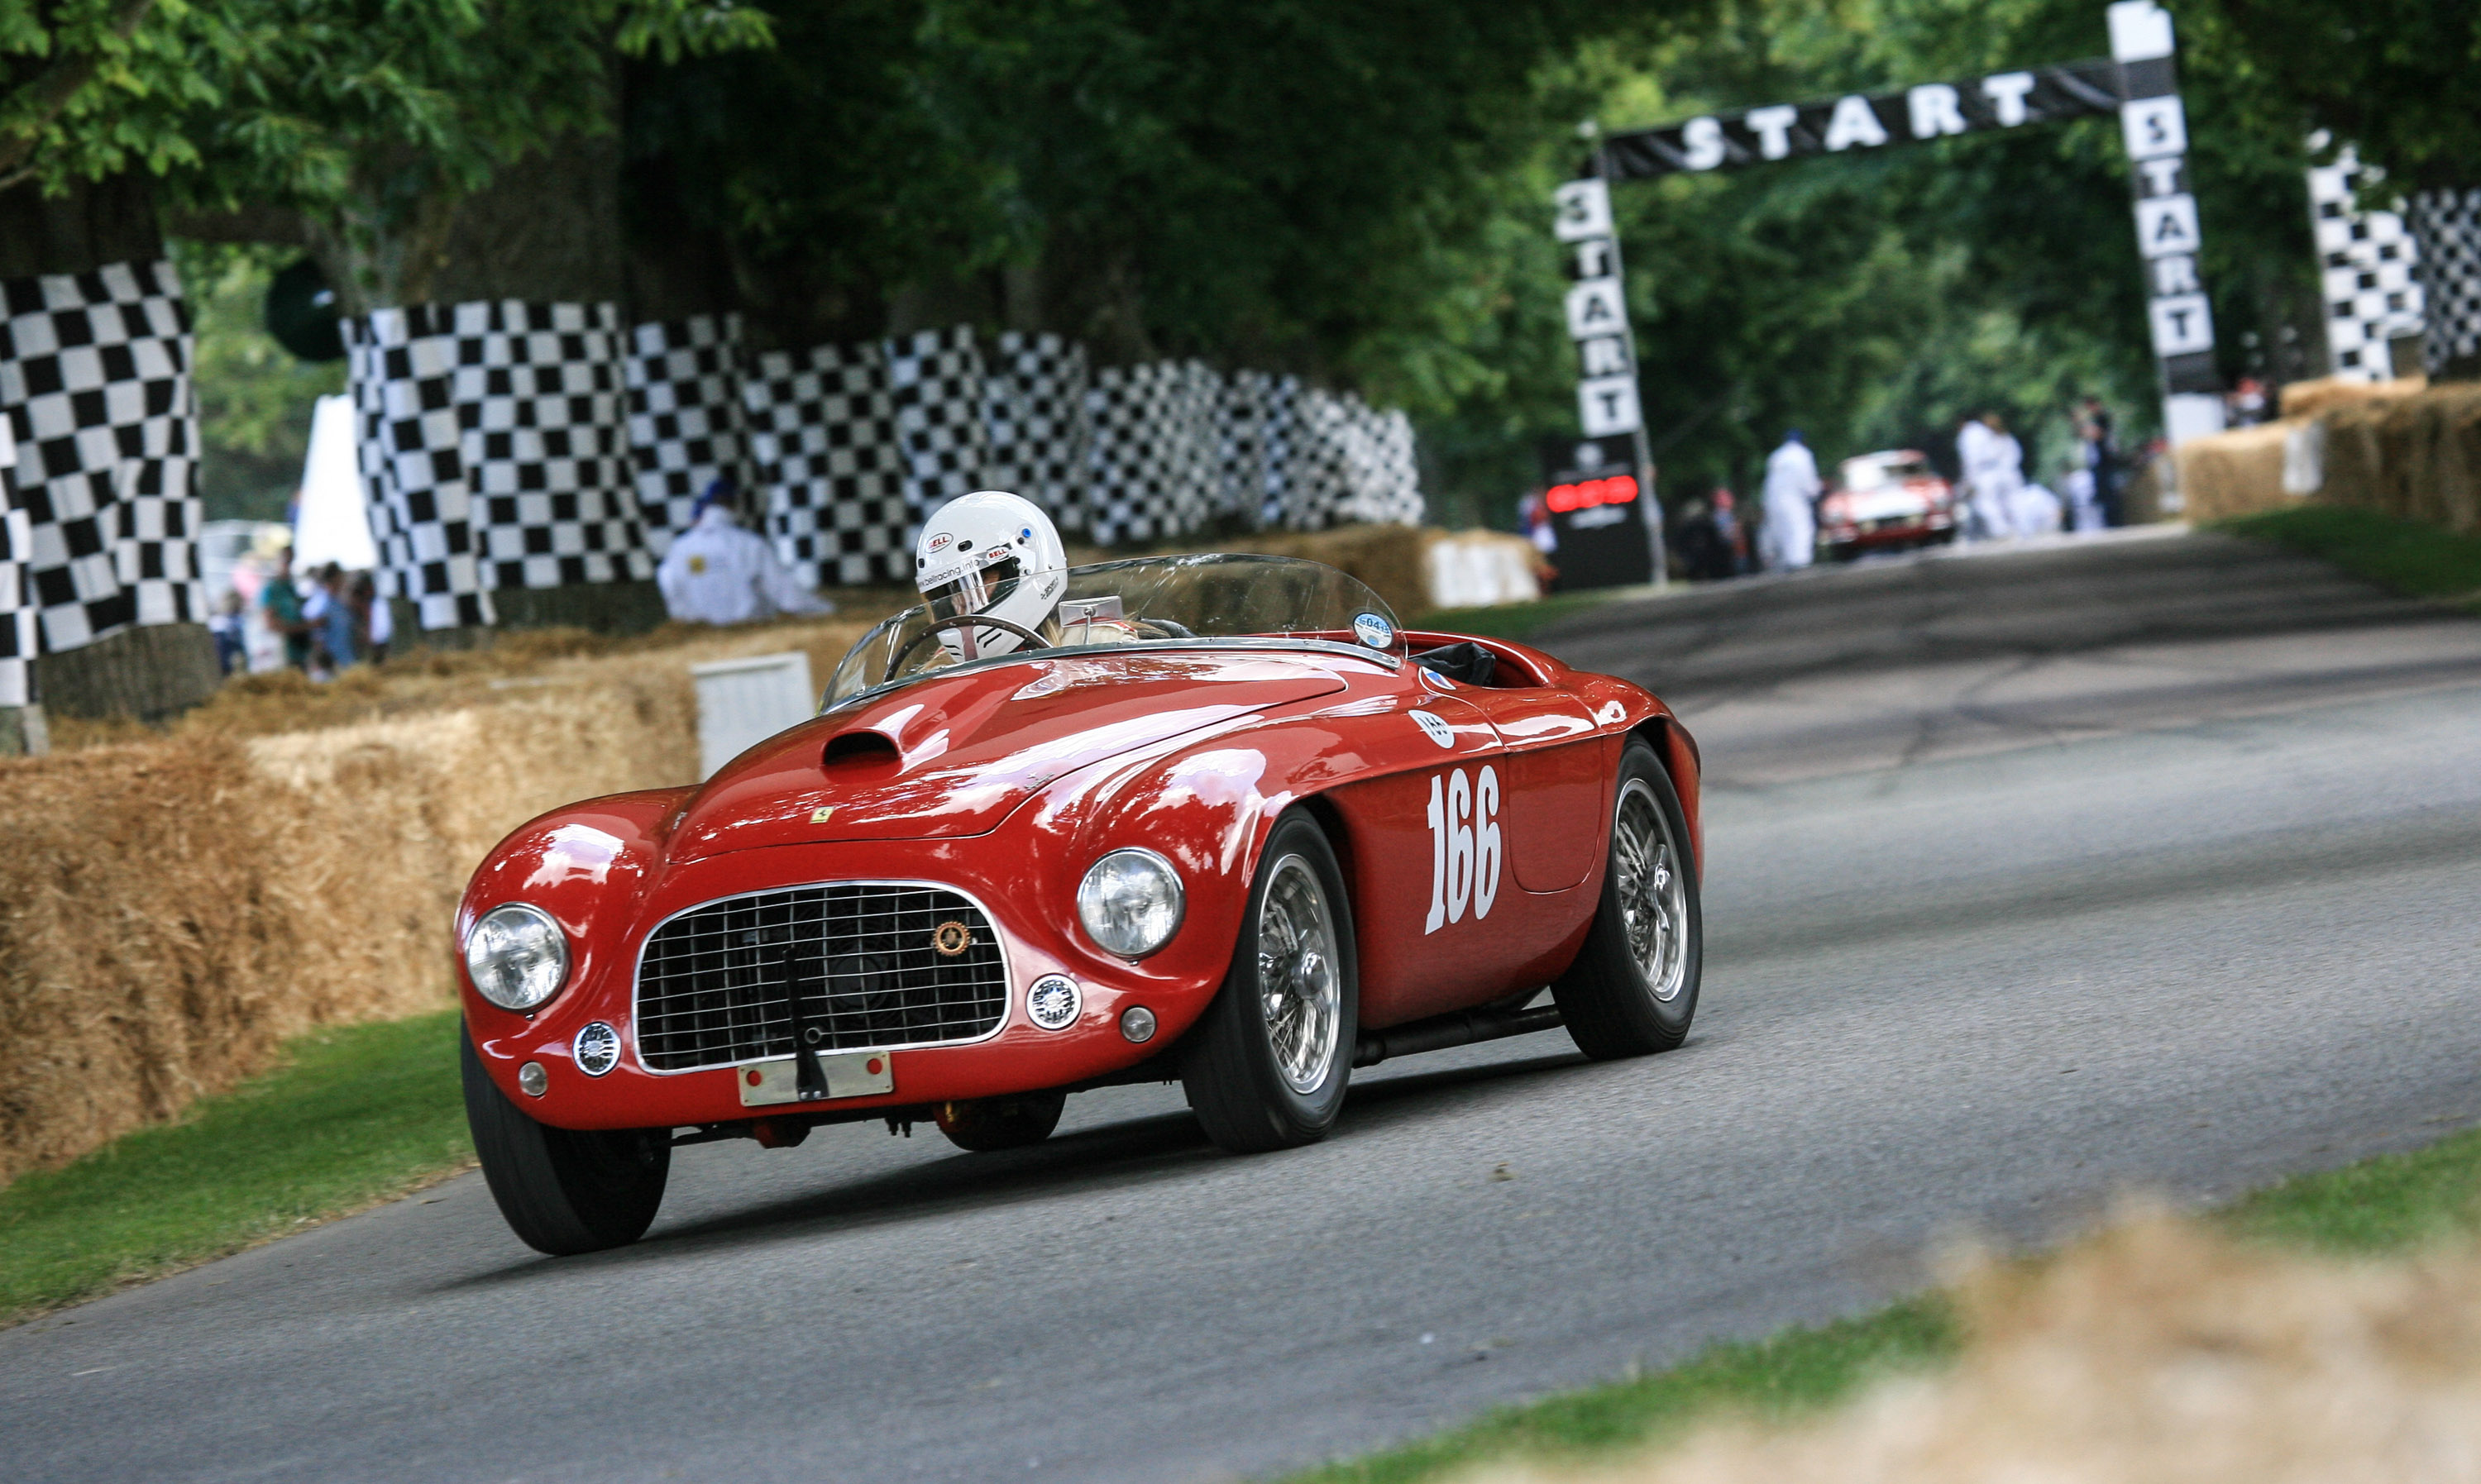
[922,555,1022,624]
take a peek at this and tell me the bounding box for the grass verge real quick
[0,1009,471,1326]
[2221,504,2481,608]
[1417,590,1627,642]
[1284,1126,2481,1483]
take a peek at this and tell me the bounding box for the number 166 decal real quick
[1424,766,1502,933]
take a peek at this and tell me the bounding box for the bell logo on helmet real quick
[927,532,954,554]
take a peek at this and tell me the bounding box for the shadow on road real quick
[428,1043,1611,1290]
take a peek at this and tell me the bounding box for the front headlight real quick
[1077,849,1184,958]
[464,903,570,1011]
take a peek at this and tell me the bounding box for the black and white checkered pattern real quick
[625,313,749,555]
[454,302,650,592]
[0,475,31,708]
[2408,187,2481,375]
[2307,150,2426,381]
[349,301,662,628]
[1217,370,1276,525]
[1083,360,1224,546]
[982,332,1089,530]
[1284,384,1359,532]
[1339,401,1423,526]
[347,307,493,630]
[0,260,203,651]
[740,341,912,587]
[885,327,990,518]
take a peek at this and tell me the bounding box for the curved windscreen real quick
[825,553,1402,704]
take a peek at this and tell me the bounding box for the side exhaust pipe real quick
[1354,1001,1563,1068]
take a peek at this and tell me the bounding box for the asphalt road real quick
[7,528,2481,1484]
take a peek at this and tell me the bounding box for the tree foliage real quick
[5,0,2466,535]
[2190,0,2481,194]
[0,1,769,212]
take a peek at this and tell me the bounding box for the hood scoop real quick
[670,651,1346,859]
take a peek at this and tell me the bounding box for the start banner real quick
[1599,56,2139,180]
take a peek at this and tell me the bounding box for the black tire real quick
[1553,741,1703,1059]
[461,1030,670,1256]
[935,1090,1068,1152]
[1182,812,1359,1153]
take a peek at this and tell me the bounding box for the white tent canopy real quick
[291,393,376,571]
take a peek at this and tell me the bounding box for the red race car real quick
[456,552,1703,1253]
[1815,450,1958,560]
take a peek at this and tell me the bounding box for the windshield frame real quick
[816,634,1402,716]
[821,551,1407,713]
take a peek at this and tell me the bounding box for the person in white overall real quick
[1759,430,1821,572]
[656,478,834,624]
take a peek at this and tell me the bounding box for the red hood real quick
[668,650,1347,861]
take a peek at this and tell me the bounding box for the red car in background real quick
[455,555,1705,1254]
[1815,450,1958,560]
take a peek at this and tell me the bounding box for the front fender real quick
[457,787,693,1062]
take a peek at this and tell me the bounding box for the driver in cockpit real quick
[912,491,1158,666]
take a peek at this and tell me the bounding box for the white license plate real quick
[736,1051,896,1107]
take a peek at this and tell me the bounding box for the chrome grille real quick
[634,884,1008,1072]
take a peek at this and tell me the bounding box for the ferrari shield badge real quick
[810,806,835,824]
[1352,612,1395,649]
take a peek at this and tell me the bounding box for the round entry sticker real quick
[1352,612,1395,649]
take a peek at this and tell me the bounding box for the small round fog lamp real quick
[517,1062,549,1097]
[573,1022,621,1077]
[1028,974,1081,1032]
[1120,1006,1157,1043]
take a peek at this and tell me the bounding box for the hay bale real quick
[2174,422,2298,522]
[2314,384,2481,535]
[1478,1211,2481,1484]
[0,613,883,1186]
[2278,372,2426,421]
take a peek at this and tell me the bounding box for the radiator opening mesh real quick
[635,885,1008,1071]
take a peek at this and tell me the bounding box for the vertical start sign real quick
[1551,175,1662,588]
[1554,178,1642,440]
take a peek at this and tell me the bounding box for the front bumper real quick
[464,837,1226,1131]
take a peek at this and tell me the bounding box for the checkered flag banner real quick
[983,332,1089,531]
[0,475,31,709]
[2307,148,2426,382]
[455,302,650,593]
[1084,360,1222,546]
[1336,399,1422,526]
[2407,187,2481,376]
[0,260,203,653]
[741,341,912,587]
[885,326,991,519]
[347,307,494,630]
[626,313,749,556]
[349,301,658,628]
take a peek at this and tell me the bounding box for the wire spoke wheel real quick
[1257,855,1341,1094]
[1552,743,1701,1060]
[1613,779,1690,1003]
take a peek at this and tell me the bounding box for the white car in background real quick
[1816,451,1958,560]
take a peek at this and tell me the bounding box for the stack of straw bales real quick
[1486,1211,2481,1484]
[2173,375,2481,536]
[2317,382,2481,536]
[2172,421,2295,523]
[0,617,870,1186]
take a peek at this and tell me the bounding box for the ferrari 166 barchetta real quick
[457,493,1703,1253]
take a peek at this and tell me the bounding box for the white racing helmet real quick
[913,491,1068,661]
